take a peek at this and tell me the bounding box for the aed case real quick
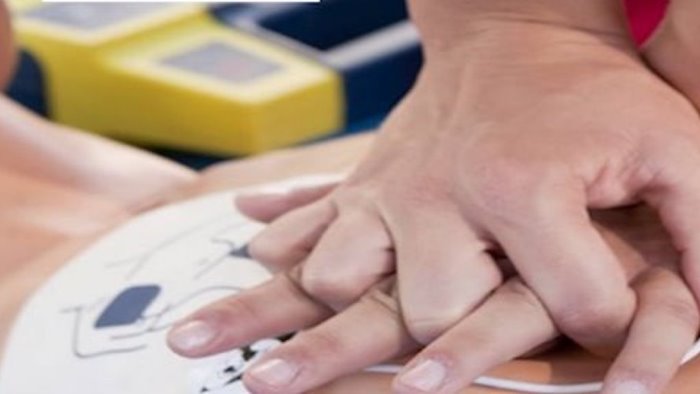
[7,1,422,155]
[214,0,423,123]
[9,2,342,155]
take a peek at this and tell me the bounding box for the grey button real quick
[161,42,282,84]
[23,3,171,31]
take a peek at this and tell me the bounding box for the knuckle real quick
[300,272,338,300]
[300,271,362,308]
[499,279,546,313]
[360,285,401,317]
[248,233,283,264]
[331,207,376,232]
[653,296,700,329]
[362,282,455,345]
[404,319,450,345]
[289,186,333,206]
[331,186,373,207]
[277,271,314,305]
[466,159,559,222]
[291,329,349,361]
[215,295,261,325]
[404,311,464,345]
[378,173,453,209]
[248,233,301,270]
[555,297,629,341]
[638,269,700,329]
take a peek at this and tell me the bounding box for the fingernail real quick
[240,190,288,199]
[609,380,650,394]
[248,358,299,387]
[168,320,216,352]
[398,359,447,392]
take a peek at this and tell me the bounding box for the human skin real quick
[643,0,700,110]
[171,181,700,394]
[2,116,700,393]
[170,1,700,393]
[4,1,700,392]
[0,98,372,354]
[0,0,16,90]
[196,0,700,356]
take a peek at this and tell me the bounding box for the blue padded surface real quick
[213,0,408,51]
[213,1,423,122]
[7,50,48,116]
[327,22,422,122]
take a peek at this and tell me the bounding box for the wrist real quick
[408,0,633,56]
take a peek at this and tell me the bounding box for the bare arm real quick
[643,0,700,108]
[0,0,16,90]
[407,0,631,55]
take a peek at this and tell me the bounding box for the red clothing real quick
[624,0,669,45]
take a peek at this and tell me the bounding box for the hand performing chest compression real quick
[169,1,700,393]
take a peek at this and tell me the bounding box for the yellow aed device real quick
[9,2,343,155]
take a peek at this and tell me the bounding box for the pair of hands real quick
[169,7,700,394]
[169,185,696,394]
